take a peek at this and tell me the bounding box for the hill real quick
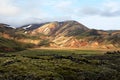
[0,20,120,49]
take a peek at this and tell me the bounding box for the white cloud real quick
[0,0,119,30]
[55,1,72,9]
[103,1,120,12]
[78,15,120,30]
[79,1,120,17]
[0,0,20,16]
[80,7,100,16]
[0,0,49,26]
[54,1,74,14]
[101,1,120,16]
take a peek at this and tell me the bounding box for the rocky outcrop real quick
[30,22,59,35]
[51,36,115,49]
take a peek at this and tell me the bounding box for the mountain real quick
[20,23,49,31]
[20,20,89,36]
[0,23,15,39]
[0,20,120,49]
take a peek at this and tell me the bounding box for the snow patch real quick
[23,24,32,29]
[8,25,16,29]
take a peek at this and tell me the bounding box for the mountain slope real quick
[19,20,119,48]
[0,23,15,38]
[0,37,24,52]
[0,21,120,49]
[21,20,89,36]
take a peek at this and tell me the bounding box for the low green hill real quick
[0,37,34,52]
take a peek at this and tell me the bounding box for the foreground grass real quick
[0,49,119,80]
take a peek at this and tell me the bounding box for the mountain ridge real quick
[0,20,120,49]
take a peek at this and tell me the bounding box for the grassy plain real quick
[0,48,119,80]
[10,48,105,55]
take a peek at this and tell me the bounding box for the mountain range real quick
[0,20,120,50]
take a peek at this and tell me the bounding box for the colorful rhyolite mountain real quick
[0,20,120,49]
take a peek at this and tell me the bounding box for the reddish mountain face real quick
[0,20,120,49]
[22,20,89,36]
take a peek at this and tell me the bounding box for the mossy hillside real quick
[0,37,35,52]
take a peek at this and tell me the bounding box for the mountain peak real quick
[22,20,89,36]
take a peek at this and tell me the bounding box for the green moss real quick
[0,37,35,52]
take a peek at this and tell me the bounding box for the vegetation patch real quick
[0,50,119,80]
[0,37,35,52]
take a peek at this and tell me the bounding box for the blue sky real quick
[0,0,120,30]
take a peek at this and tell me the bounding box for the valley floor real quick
[0,49,120,80]
[34,47,120,52]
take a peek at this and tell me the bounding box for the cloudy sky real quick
[0,0,120,30]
